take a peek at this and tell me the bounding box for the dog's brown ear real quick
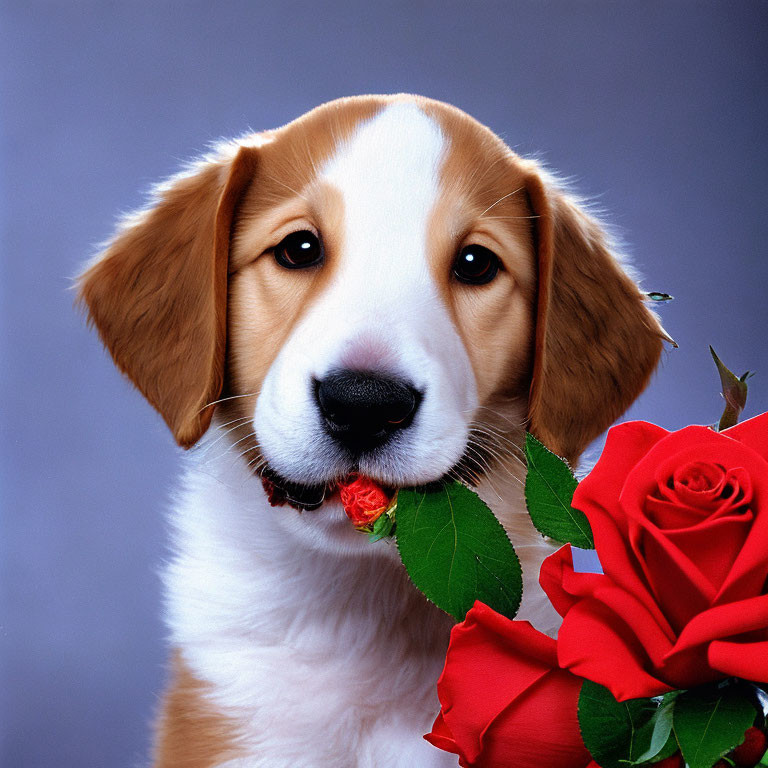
[524,168,665,465]
[78,144,259,448]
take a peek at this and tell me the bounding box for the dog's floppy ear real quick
[78,144,259,448]
[524,168,664,465]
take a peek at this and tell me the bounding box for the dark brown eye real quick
[274,230,323,269]
[452,244,500,285]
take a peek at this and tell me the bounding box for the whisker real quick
[465,438,511,473]
[248,456,268,473]
[471,439,526,476]
[468,428,526,468]
[468,404,527,428]
[479,215,540,221]
[463,154,510,200]
[196,418,254,460]
[465,424,527,479]
[233,443,261,463]
[214,415,255,430]
[458,445,505,501]
[196,391,260,414]
[260,173,310,203]
[199,429,258,467]
[478,187,523,217]
[469,423,525,457]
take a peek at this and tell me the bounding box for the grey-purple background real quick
[2,2,767,766]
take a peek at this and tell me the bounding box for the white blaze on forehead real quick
[319,102,446,315]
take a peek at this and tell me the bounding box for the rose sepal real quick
[366,495,398,541]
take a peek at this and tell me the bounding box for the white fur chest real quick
[163,443,463,767]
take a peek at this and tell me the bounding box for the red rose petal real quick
[708,639,768,682]
[539,545,605,618]
[423,712,462,759]
[618,430,768,629]
[629,513,728,629]
[668,593,768,657]
[557,598,673,700]
[574,420,669,536]
[723,412,768,458]
[437,608,555,763]
[541,546,675,658]
[646,498,755,568]
[430,603,590,768]
[675,460,724,493]
[618,427,754,526]
[540,412,768,723]
[337,474,392,528]
[475,669,589,768]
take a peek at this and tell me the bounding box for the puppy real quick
[78,94,664,767]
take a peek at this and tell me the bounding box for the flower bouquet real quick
[343,349,767,768]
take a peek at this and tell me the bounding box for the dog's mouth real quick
[256,419,512,515]
[259,442,489,514]
[261,466,398,512]
[260,467,336,511]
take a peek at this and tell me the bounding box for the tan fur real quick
[427,102,537,421]
[425,99,663,467]
[524,170,664,464]
[77,145,259,448]
[153,651,242,768]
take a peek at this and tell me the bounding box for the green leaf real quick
[647,731,680,764]
[578,680,658,768]
[710,346,752,431]
[524,433,594,549]
[395,481,522,621]
[631,694,678,764]
[368,512,395,542]
[674,687,758,768]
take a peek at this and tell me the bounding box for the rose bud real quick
[338,475,392,530]
[425,602,592,768]
[732,726,768,767]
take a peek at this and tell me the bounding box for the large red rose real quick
[425,601,592,768]
[540,412,768,701]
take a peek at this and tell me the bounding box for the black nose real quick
[315,370,422,453]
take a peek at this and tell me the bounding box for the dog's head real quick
[79,95,664,508]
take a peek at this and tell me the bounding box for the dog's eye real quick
[452,245,500,285]
[273,230,323,269]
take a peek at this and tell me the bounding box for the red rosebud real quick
[425,601,591,768]
[338,475,392,529]
[732,726,768,767]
